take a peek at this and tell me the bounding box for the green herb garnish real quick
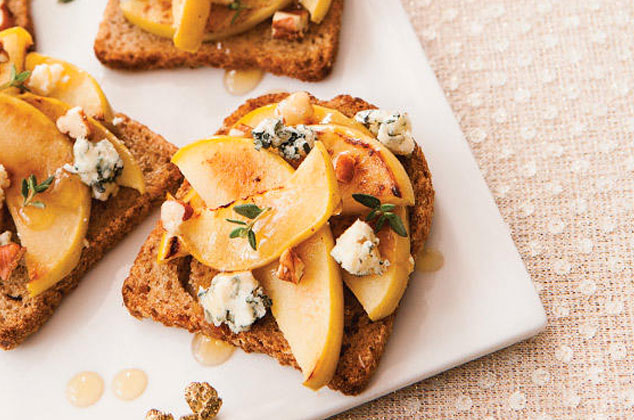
[21,174,55,208]
[0,65,30,92]
[352,193,408,237]
[228,0,249,25]
[226,203,271,250]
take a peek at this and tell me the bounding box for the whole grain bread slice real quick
[94,0,343,82]
[0,114,183,350]
[122,94,434,395]
[5,0,33,34]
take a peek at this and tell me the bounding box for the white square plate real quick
[0,0,546,418]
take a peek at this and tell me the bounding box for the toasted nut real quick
[161,200,194,234]
[334,152,356,184]
[0,243,24,282]
[0,1,14,31]
[276,247,305,284]
[56,107,92,139]
[178,415,199,420]
[184,382,222,419]
[145,409,175,420]
[275,91,314,125]
[228,123,253,138]
[272,8,309,41]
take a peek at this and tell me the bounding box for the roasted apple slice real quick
[332,206,412,321]
[171,136,293,208]
[234,102,371,134]
[0,93,91,296]
[24,53,114,121]
[0,27,33,89]
[255,226,343,390]
[177,141,340,271]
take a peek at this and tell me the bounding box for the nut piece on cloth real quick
[145,409,174,420]
[184,382,222,419]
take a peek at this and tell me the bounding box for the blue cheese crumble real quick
[330,219,390,276]
[354,109,415,155]
[251,117,316,160]
[198,271,271,334]
[63,137,123,201]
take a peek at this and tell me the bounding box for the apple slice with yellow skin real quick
[172,136,294,208]
[254,225,343,390]
[332,206,412,321]
[314,125,414,214]
[24,53,114,122]
[172,0,211,52]
[0,27,33,89]
[120,0,292,42]
[18,93,146,195]
[299,0,333,23]
[177,141,340,271]
[234,102,371,135]
[0,93,91,296]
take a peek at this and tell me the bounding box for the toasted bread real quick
[93,0,343,82]
[0,114,182,350]
[122,94,434,395]
[5,0,32,34]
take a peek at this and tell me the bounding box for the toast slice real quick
[0,115,183,350]
[5,0,33,34]
[122,94,434,395]
[94,0,343,82]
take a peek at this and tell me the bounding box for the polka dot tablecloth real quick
[335,0,634,418]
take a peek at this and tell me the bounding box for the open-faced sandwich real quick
[0,26,182,350]
[94,0,343,81]
[123,91,434,394]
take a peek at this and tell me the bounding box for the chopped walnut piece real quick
[145,409,175,420]
[0,243,24,282]
[178,415,199,420]
[276,247,305,284]
[228,123,254,138]
[0,0,14,31]
[272,8,310,41]
[184,382,222,420]
[334,152,356,184]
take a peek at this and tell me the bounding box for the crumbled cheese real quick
[252,117,316,160]
[27,63,66,95]
[112,116,124,126]
[63,137,123,201]
[160,200,187,234]
[56,106,91,139]
[0,231,12,246]
[330,219,390,276]
[0,163,9,209]
[198,271,270,334]
[354,109,416,155]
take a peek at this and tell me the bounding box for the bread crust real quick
[122,94,434,394]
[6,0,32,34]
[93,0,343,82]
[0,114,182,350]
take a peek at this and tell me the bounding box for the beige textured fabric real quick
[334,0,634,418]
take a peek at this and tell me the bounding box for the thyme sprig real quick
[21,174,54,208]
[226,203,271,250]
[228,0,250,25]
[352,193,408,237]
[0,65,30,92]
